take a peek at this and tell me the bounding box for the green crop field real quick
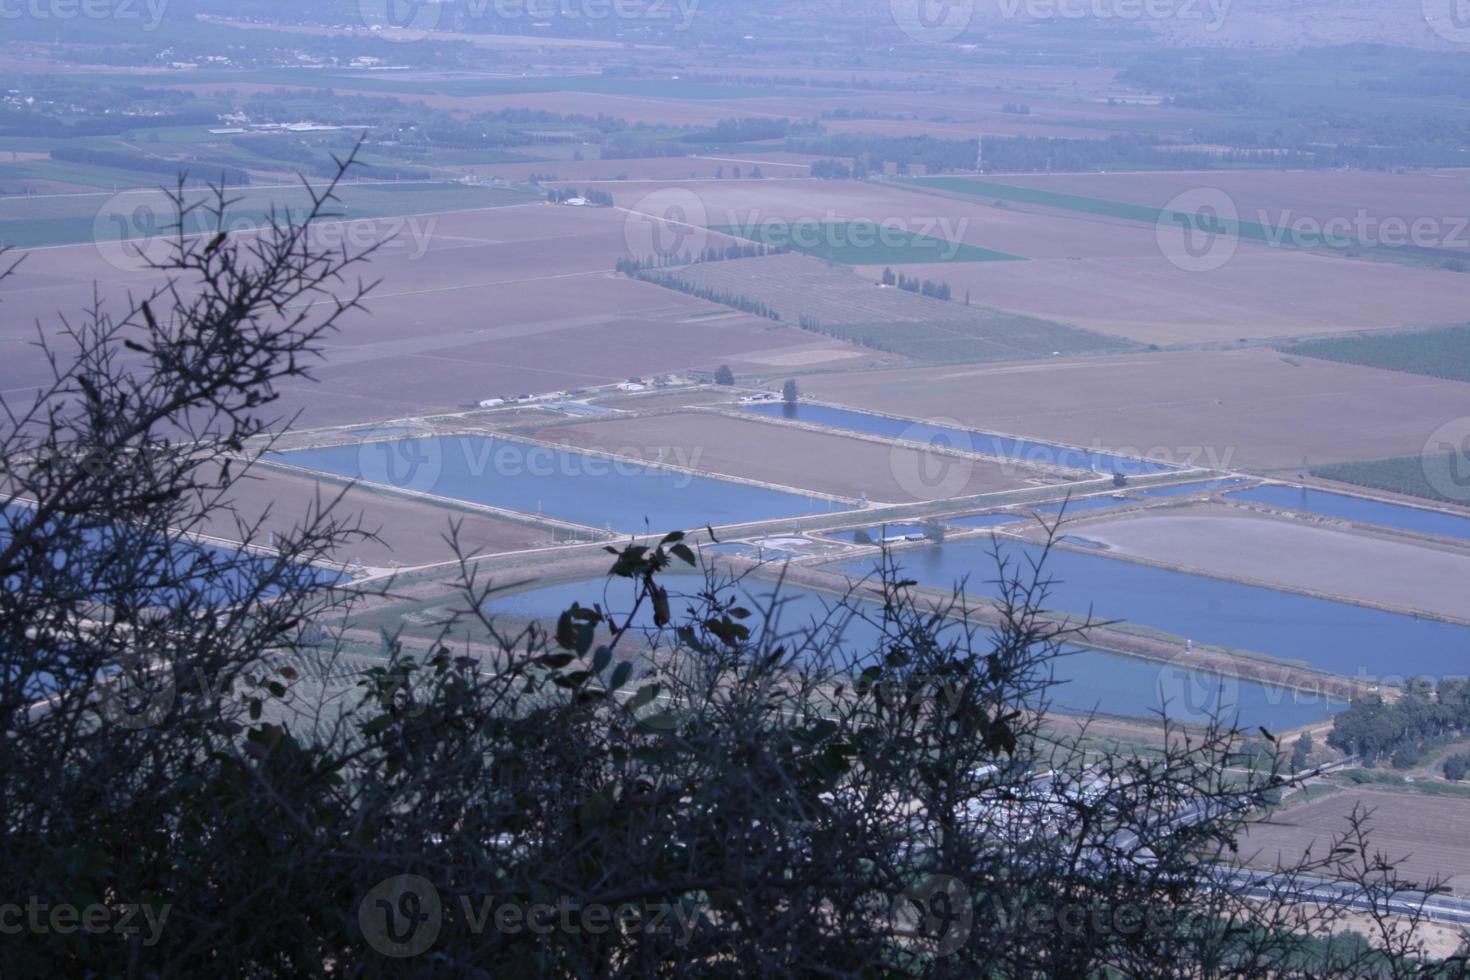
[1312,453,1470,507]
[0,182,538,249]
[904,176,1469,267]
[1279,326,1470,382]
[711,220,1024,265]
[816,313,1126,362]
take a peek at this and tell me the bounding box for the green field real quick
[813,313,1128,362]
[0,182,538,250]
[711,220,1024,265]
[1279,326,1470,382]
[1312,453,1470,507]
[905,176,1470,267]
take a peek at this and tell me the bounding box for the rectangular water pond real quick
[278,435,848,532]
[834,540,1470,682]
[484,577,1341,731]
[1228,485,1470,543]
[744,403,1174,476]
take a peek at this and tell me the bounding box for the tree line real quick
[1328,678,1470,769]
[882,267,952,300]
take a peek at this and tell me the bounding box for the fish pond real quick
[485,576,1342,730]
[278,435,849,532]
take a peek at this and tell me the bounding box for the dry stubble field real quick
[793,349,1470,472]
[532,411,1060,504]
[622,176,1469,345]
[1241,788,1470,893]
[1059,503,1470,621]
[201,464,544,569]
[1,204,876,427]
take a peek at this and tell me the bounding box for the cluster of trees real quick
[622,268,781,321]
[615,242,788,276]
[788,133,977,174]
[978,134,1299,174]
[696,241,785,262]
[679,117,797,144]
[810,158,855,179]
[1117,49,1470,170]
[1291,732,1314,773]
[50,147,252,185]
[0,108,218,139]
[1327,678,1470,768]
[882,267,952,300]
[1444,753,1470,781]
[599,136,690,160]
[713,165,763,179]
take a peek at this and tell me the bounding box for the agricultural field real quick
[633,252,1130,363]
[710,220,1024,265]
[1280,325,1470,382]
[1313,454,1470,508]
[201,464,547,569]
[1058,504,1470,621]
[493,153,822,183]
[882,247,1470,347]
[1000,170,1470,248]
[1240,788,1470,893]
[531,412,1060,504]
[1,205,877,428]
[906,174,1469,269]
[0,180,539,250]
[615,171,1466,350]
[791,349,1470,472]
